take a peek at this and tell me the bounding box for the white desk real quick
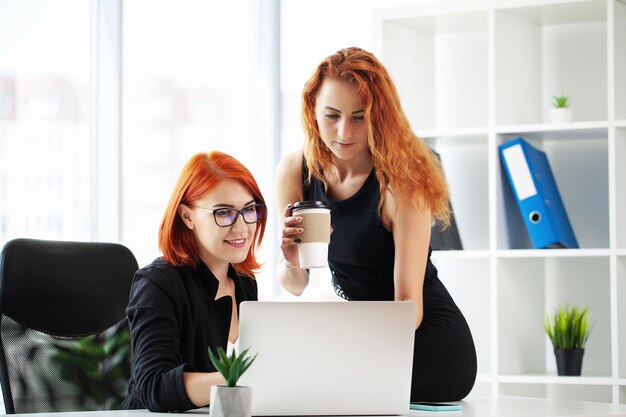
[7,397,626,417]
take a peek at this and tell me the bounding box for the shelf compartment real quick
[379,11,488,131]
[496,131,609,249]
[497,257,611,376]
[498,382,613,403]
[432,257,491,375]
[494,1,608,126]
[427,134,489,250]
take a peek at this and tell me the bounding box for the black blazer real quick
[121,258,257,412]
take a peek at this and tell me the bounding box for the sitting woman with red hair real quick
[121,151,266,412]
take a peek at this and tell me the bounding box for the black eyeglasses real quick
[192,203,266,227]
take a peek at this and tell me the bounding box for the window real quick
[0,0,375,300]
[0,0,92,243]
[122,0,278,297]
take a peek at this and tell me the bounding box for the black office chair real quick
[0,238,138,414]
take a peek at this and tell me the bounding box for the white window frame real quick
[91,0,122,242]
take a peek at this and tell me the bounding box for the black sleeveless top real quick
[303,164,478,402]
[302,165,438,300]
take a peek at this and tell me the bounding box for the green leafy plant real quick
[544,305,593,349]
[50,324,131,410]
[551,95,570,108]
[208,347,257,387]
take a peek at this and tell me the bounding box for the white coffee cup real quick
[292,201,331,269]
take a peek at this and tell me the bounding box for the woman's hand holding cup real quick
[281,203,304,268]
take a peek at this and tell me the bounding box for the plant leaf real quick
[544,304,592,349]
[208,346,257,386]
[238,352,258,376]
[208,347,229,376]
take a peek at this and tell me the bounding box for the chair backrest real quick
[0,238,138,414]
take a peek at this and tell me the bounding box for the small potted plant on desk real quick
[549,94,573,123]
[544,305,593,376]
[208,347,257,417]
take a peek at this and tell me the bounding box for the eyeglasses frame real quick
[191,203,266,227]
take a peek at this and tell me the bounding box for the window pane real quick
[280,0,373,156]
[0,0,92,244]
[123,0,275,296]
[279,0,373,300]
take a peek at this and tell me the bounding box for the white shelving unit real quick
[374,0,626,405]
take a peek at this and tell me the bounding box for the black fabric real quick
[303,165,477,402]
[0,238,138,414]
[121,258,258,412]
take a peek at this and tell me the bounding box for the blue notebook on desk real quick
[499,137,578,249]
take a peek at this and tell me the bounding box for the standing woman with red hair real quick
[122,151,267,412]
[276,48,477,402]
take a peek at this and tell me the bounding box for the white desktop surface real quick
[6,397,626,416]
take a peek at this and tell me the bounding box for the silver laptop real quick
[238,301,416,416]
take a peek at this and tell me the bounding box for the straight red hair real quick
[301,47,450,226]
[158,151,266,276]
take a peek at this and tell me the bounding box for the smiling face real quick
[178,178,258,275]
[314,79,369,163]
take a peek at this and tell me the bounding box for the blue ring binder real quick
[499,137,579,249]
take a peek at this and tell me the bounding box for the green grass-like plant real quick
[208,347,257,387]
[544,305,592,349]
[551,95,570,108]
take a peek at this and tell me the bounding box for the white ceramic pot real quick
[210,385,252,417]
[548,107,573,123]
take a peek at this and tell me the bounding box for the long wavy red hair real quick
[301,47,450,225]
[158,151,266,275]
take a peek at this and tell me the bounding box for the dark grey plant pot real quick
[554,348,584,376]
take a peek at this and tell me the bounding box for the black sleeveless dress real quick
[303,167,477,402]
